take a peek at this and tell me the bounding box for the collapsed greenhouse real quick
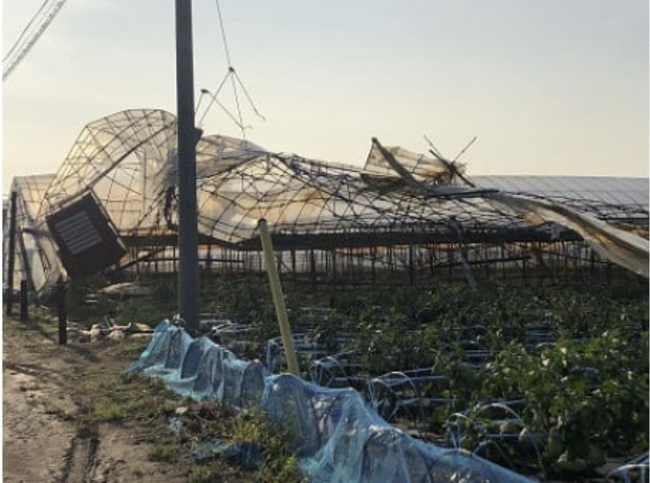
[3,108,648,299]
[3,108,649,481]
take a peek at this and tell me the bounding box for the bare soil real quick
[3,308,192,482]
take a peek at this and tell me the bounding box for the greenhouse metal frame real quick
[3,109,648,298]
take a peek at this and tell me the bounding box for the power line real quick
[3,0,70,81]
[3,0,52,63]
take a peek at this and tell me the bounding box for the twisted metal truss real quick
[34,109,540,249]
[195,152,530,248]
[32,109,650,248]
[6,174,60,292]
[6,108,648,292]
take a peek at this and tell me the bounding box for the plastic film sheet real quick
[489,193,649,278]
[128,321,532,482]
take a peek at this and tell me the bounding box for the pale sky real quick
[2,0,649,193]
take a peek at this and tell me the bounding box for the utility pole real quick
[175,0,199,333]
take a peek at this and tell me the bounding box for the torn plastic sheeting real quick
[489,192,649,278]
[128,321,533,482]
[364,142,463,184]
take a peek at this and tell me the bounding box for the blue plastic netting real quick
[128,321,532,482]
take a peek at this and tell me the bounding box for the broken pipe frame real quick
[372,137,649,279]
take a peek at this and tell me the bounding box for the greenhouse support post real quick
[258,219,300,376]
[5,191,17,317]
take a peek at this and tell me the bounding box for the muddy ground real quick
[2,308,196,483]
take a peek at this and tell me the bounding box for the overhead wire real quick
[197,0,265,137]
[215,0,233,69]
[214,0,246,137]
[3,0,52,64]
[197,69,234,127]
[200,88,251,132]
[3,0,70,81]
[233,69,266,122]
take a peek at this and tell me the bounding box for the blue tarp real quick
[128,321,532,482]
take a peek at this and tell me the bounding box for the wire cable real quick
[198,0,265,136]
[230,68,245,139]
[215,0,245,138]
[3,0,52,63]
[233,70,266,121]
[3,0,69,81]
[215,0,233,67]
[197,70,232,127]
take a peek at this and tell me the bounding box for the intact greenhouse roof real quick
[471,175,648,222]
[472,175,648,209]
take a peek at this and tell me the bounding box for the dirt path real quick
[2,310,189,482]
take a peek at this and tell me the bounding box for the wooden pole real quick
[258,219,300,376]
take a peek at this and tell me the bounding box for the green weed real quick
[148,443,177,463]
[187,466,222,483]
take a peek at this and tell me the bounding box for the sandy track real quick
[3,311,188,482]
